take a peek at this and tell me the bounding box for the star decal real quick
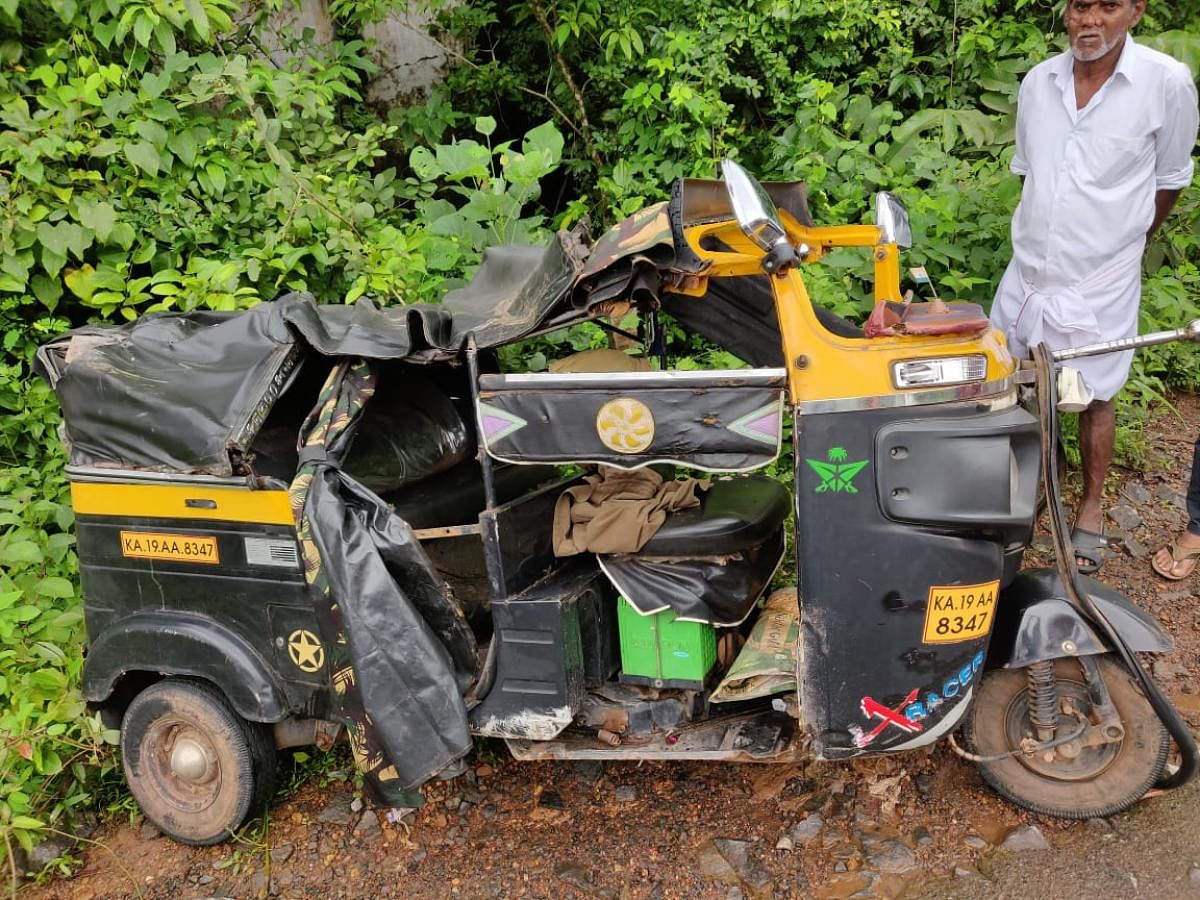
[287,629,325,673]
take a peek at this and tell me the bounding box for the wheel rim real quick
[1004,673,1121,782]
[143,718,223,813]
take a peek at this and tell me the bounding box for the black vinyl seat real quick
[600,475,789,626]
[635,475,790,557]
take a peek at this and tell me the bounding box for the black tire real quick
[962,655,1169,820]
[245,710,278,817]
[121,679,277,845]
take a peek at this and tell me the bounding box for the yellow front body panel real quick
[675,215,1016,405]
[772,268,1015,406]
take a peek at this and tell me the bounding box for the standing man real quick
[990,0,1199,573]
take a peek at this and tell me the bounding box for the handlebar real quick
[1051,319,1200,362]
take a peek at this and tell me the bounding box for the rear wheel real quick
[121,679,276,845]
[962,655,1168,819]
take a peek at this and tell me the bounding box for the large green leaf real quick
[522,120,565,163]
[183,0,211,39]
[134,119,169,150]
[36,577,76,599]
[99,90,134,123]
[35,221,69,258]
[77,200,117,243]
[979,92,1015,116]
[167,128,198,166]
[433,140,492,181]
[40,245,67,279]
[31,274,62,310]
[3,541,42,565]
[124,140,160,175]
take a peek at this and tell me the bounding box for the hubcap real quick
[145,720,223,812]
[170,737,211,783]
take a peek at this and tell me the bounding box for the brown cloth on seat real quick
[863,299,990,338]
[553,466,709,556]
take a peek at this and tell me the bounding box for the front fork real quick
[1025,343,1197,784]
[1025,659,1060,742]
[1024,656,1124,756]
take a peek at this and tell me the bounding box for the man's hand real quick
[1149,188,1183,238]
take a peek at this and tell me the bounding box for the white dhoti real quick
[989,243,1141,402]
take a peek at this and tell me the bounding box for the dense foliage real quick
[0,0,1198,876]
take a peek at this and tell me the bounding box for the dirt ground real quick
[20,394,1200,900]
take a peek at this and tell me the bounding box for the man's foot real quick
[1151,531,1200,581]
[1070,526,1107,575]
[1073,505,1105,572]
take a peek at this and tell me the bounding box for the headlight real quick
[892,355,987,388]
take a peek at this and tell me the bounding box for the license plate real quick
[120,531,219,564]
[922,580,998,644]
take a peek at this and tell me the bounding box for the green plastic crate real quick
[616,596,717,687]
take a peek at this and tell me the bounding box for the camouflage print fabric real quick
[287,360,422,807]
[578,202,673,282]
[289,359,376,597]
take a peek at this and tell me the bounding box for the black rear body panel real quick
[795,399,1040,758]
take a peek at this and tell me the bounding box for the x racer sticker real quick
[852,688,924,748]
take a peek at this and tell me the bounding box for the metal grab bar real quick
[1050,319,1200,362]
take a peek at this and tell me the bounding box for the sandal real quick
[1151,538,1200,581]
[1070,527,1108,575]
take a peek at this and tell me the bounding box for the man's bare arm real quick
[1149,188,1183,238]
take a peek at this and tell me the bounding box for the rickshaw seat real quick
[634,475,789,557]
[598,475,787,627]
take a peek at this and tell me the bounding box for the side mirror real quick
[721,159,787,251]
[874,191,912,248]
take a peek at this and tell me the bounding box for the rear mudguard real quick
[989,567,1172,669]
[84,609,289,722]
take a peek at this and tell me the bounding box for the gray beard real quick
[1071,32,1121,62]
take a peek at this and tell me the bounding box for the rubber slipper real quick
[1070,526,1107,575]
[1151,538,1200,581]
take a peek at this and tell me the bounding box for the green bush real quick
[0,372,117,872]
[0,4,565,322]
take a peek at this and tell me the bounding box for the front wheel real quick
[961,655,1168,819]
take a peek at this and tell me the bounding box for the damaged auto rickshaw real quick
[37,160,1200,844]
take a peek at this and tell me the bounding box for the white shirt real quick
[990,37,1198,400]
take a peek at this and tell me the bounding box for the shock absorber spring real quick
[1026,660,1059,740]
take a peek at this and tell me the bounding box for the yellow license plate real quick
[120,531,219,564]
[922,580,999,644]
